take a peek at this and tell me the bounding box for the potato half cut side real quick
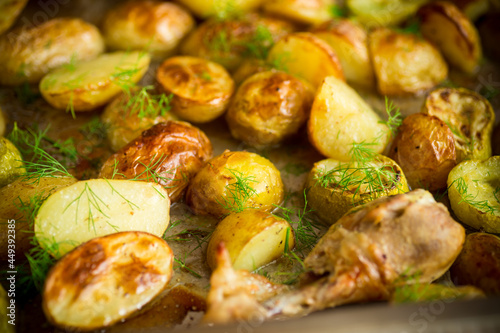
[447,157,500,233]
[156,56,235,123]
[35,179,170,257]
[422,87,495,162]
[39,51,150,112]
[267,32,344,89]
[43,231,174,330]
[418,1,482,74]
[206,210,294,271]
[307,76,388,161]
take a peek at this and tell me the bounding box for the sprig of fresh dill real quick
[242,25,275,60]
[449,177,499,215]
[217,168,258,213]
[378,96,402,137]
[121,85,173,119]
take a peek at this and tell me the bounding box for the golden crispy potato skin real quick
[419,1,482,74]
[368,27,448,95]
[262,0,332,25]
[389,113,457,192]
[99,121,212,202]
[450,233,500,296]
[43,231,174,330]
[0,0,28,34]
[103,0,194,60]
[156,56,235,123]
[0,18,104,86]
[226,70,313,148]
[186,150,284,218]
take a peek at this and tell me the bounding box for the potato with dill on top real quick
[389,113,457,192]
[43,231,174,330]
[0,18,104,86]
[368,27,448,95]
[99,121,212,202]
[156,56,234,123]
[226,70,314,148]
[102,0,195,60]
[186,150,284,218]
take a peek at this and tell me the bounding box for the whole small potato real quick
[186,150,284,218]
[103,0,195,60]
[206,210,294,271]
[0,137,25,187]
[368,27,448,95]
[0,0,28,35]
[156,56,234,123]
[226,70,314,148]
[101,89,178,152]
[99,121,212,202]
[389,113,457,192]
[450,233,500,296]
[0,18,104,86]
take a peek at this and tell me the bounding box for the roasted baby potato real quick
[206,210,294,271]
[368,27,448,95]
[181,14,293,71]
[347,0,428,27]
[156,56,235,123]
[389,113,457,192]
[102,0,195,60]
[306,155,409,225]
[101,88,178,152]
[267,32,344,89]
[0,137,25,187]
[226,70,314,148]
[186,150,284,218]
[43,231,174,330]
[99,121,212,202]
[447,157,500,233]
[174,0,263,18]
[0,18,104,86]
[40,51,150,112]
[0,0,27,34]
[312,19,375,89]
[308,76,389,161]
[0,176,77,261]
[34,179,171,257]
[391,284,484,304]
[422,88,495,162]
[450,233,500,295]
[262,0,332,25]
[418,1,482,74]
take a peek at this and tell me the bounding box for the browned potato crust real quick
[0,0,28,34]
[0,18,104,86]
[450,233,500,296]
[389,113,457,192]
[99,121,212,202]
[43,231,174,330]
[262,0,333,25]
[102,0,195,60]
[368,27,448,95]
[418,1,482,74]
[226,70,314,148]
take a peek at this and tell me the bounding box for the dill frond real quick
[450,177,499,215]
[217,168,258,213]
[242,25,274,60]
[329,4,347,18]
[378,97,402,137]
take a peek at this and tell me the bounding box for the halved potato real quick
[206,210,294,271]
[389,113,457,191]
[0,18,104,86]
[39,51,150,112]
[43,231,174,330]
[306,155,409,225]
[156,56,235,123]
[102,0,195,60]
[226,70,314,148]
[186,150,284,218]
[307,76,389,161]
[368,27,448,95]
[312,19,374,89]
[262,0,333,25]
[267,32,344,89]
[99,121,212,202]
[450,233,500,295]
[34,179,170,257]
[422,88,495,162]
[418,1,482,74]
[0,0,28,34]
[447,157,500,233]
[347,0,428,27]
[174,0,263,18]
[0,137,25,187]
[101,88,178,152]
